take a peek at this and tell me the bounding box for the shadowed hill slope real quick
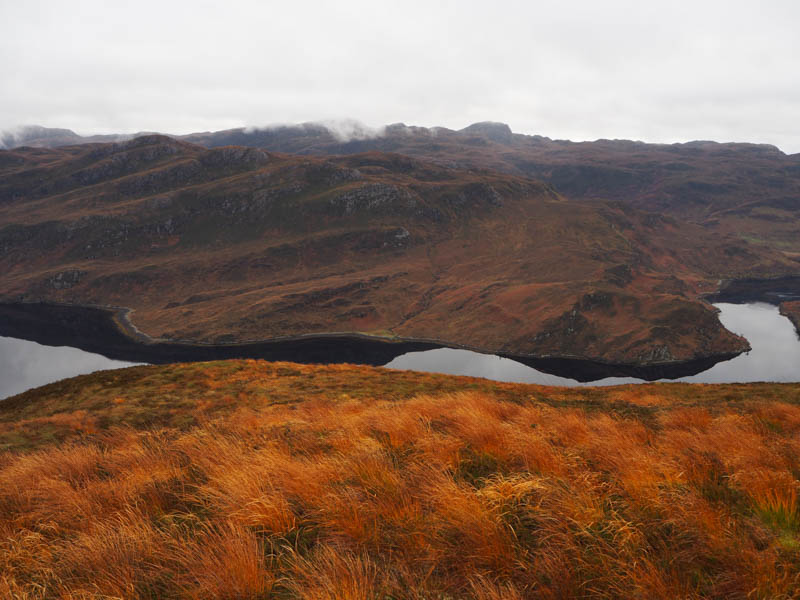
[0,135,796,366]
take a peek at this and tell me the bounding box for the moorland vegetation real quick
[2,360,800,598]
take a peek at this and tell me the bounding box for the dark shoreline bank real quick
[779,304,800,339]
[704,275,800,305]
[0,301,744,382]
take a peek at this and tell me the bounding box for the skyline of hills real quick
[4,120,796,154]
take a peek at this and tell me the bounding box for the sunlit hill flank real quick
[2,360,800,598]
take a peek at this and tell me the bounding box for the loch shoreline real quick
[705,275,800,339]
[0,300,747,382]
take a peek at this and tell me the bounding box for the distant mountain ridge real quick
[4,121,788,154]
[5,121,799,257]
[183,121,800,257]
[0,125,157,150]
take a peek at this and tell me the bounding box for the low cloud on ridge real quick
[1,1,799,152]
[245,119,387,143]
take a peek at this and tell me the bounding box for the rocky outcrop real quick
[443,183,503,208]
[47,270,86,290]
[458,122,514,144]
[329,183,417,216]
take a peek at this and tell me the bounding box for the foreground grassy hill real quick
[2,361,800,598]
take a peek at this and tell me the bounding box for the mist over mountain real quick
[0,125,154,150]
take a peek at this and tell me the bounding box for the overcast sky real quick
[2,0,799,152]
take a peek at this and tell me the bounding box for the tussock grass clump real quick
[2,360,800,598]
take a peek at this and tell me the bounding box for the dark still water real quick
[1,302,798,399]
[386,302,800,386]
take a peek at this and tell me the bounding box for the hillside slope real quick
[11,122,800,255]
[182,121,800,254]
[2,361,800,598]
[0,135,795,367]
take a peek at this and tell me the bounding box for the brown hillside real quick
[13,123,800,255]
[181,122,800,255]
[0,136,795,366]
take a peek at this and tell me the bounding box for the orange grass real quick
[2,361,800,598]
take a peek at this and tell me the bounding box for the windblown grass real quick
[2,360,800,598]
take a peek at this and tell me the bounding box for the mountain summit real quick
[459,121,514,143]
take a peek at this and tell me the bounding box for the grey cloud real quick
[245,120,386,143]
[1,0,799,152]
